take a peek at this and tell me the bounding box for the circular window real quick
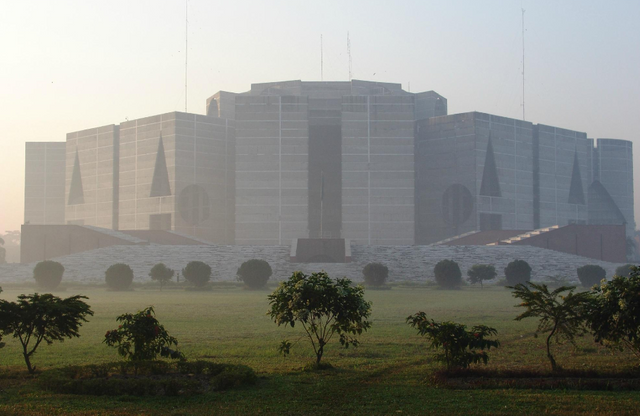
[178,185,210,226]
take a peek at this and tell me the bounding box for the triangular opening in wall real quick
[150,134,172,197]
[568,150,586,205]
[68,149,84,205]
[479,134,501,197]
[588,180,626,225]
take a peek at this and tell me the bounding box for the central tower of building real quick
[207,80,447,245]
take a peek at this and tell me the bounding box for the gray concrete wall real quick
[235,95,309,245]
[416,113,479,244]
[1,243,626,284]
[65,125,119,229]
[537,124,590,228]
[24,142,66,225]
[342,95,415,244]
[475,113,535,231]
[119,112,235,243]
[596,139,634,232]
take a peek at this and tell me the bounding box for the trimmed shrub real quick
[236,259,272,289]
[33,260,64,290]
[149,263,175,290]
[38,361,256,396]
[504,260,531,286]
[615,264,636,278]
[362,262,389,287]
[434,259,462,289]
[105,263,134,291]
[577,265,606,288]
[182,261,212,288]
[467,264,497,288]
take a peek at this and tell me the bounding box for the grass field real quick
[0,283,639,415]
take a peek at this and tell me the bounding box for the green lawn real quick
[0,284,638,415]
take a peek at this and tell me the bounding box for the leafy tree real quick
[0,293,93,373]
[182,261,212,288]
[105,263,134,291]
[236,259,272,289]
[33,260,65,290]
[406,312,500,370]
[104,306,184,362]
[615,263,635,278]
[510,282,590,372]
[362,262,389,287]
[576,265,606,288]
[267,271,372,365]
[148,263,174,291]
[504,259,532,286]
[587,267,640,358]
[467,264,497,288]
[434,259,462,289]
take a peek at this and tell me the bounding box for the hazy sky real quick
[1,0,639,234]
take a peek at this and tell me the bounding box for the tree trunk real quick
[316,343,324,364]
[546,329,558,372]
[23,349,34,374]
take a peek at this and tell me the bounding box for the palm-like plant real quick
[510,282,590,372]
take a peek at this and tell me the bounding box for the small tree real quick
[267,271,372,365]
[237,259,272,289]
[0,293,93,373]
[33,260,65,290]
[434,259,462,289]
[406,312,500,370]
[104,306,184,362]
[576,265,606,288]
[615,264,635,278]
[105,263,134,291]
[149,263,175,291]
[588,267,640,358]
[510,282,590,372]
[504,259,532,286]
[362,262,389,287]
[182,261,212,288]
[467,264,497,288]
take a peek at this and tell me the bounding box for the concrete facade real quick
[21,79,633,251]
[232,80,446,245]
[535,125,590,228]
[234,94,309,245]
[65,125,119,229]
[593,139,635,233]
[119,112,235,243]
[416,112,633,244]
[24,142,66,225]
[416,113,536,244]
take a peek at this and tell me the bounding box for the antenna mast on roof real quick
[185,0,188,112]
[347,32,352,81]
[321,34,324,81]
[521,7,525,121]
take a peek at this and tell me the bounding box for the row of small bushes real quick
[31,259,636,292]
[364,261,636,289]
[29,259,274,291]
[39,360,257,396]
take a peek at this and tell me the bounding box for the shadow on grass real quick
[434,367,640,390]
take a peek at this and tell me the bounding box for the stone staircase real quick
[490,225,560,245]
[430,231,478,246]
